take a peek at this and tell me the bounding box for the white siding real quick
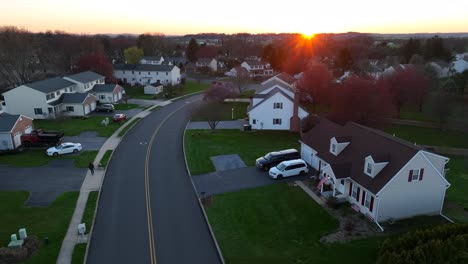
[62,104,86,116]
[2,86,49,119]
[0,133,14,150]
[344,180,377,220]
[95,92,114,103]
[422,152,449,176]
[113,67,181,86]
[377,152,449,222]
[300,142,318,168]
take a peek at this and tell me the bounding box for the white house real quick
[225,66,249,77]
[241,60,273,77]
[196,58,218,72]
[63,71,105,93]
[0,113,33,150]
[140,56,165,65]
[113,64,181,86]
[93,84,124,103]
[1,76,98,119]
[247,73,308,131]
[300,118,451,229]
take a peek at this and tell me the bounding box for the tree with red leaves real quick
[203,81,239,103]
[384,67,430,117]
[75,52,114,82]
[329,76,394,125]
[297,63,333,113]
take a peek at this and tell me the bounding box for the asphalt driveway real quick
[63,131,107,150]
[192,167,310,197]
[0,159,86,206]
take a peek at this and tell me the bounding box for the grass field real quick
[113,103,141,110]
[123,86,154,100]
[444,156,468,222]
[34,116,126,137]
[0,191,79,264]
[98,150,113,167]
[185,130,300,175]
[383,124,468,148]
[0,150,98,168]
[206,184,381,264]
[71,243,86,264]
[71,191,98,264]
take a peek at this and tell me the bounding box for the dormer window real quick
[331,144,336,153]
[366,163,373,175]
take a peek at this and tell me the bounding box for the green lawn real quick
[123,86,154,100]
[191,102,249,121]
[98,150,113,167]
[0,191,79,264]
[0,150,98,168]
[185,130,300,174]
[183,81,210,95]
[118,117,142,137]
[238,89,255,98]
[34,116,127,137]
[70,191,98,264]
[383,124,468,148]
[444,156,468,222]
[71,243,87,264]
[206,184,381,264]
[113,103,141,110]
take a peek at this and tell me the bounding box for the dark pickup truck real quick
[21,129,64,147]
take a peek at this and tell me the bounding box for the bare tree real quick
[0,26,39,89]
[193,102,225,130]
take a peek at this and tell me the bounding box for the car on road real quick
[268,159,308,179]
[112,113,126,122]
[255,149,300,170]
[96,103,115,112]
[46,142,82,156]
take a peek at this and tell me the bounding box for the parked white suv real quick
[269,159,308,179]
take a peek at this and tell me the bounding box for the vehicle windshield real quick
[264,153,272,160]
[56,145,64,149]
[276,163,286,170]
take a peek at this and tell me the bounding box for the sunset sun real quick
[302,32,315,39]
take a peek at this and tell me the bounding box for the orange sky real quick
[2,0,468,35]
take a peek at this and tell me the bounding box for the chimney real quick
[290,90,300,132]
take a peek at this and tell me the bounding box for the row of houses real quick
[113,64,181,86]
[1,71,124,119]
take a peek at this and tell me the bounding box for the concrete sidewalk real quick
[56,106,156,264]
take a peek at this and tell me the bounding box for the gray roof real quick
[142,56,163,61]
[113,64,175,72]
[0,113,21,132]
[248,87,307,113]
[61,93,90,104]
[65,71,104,84]
[257,79,295,94]
[93,84,118,93]
[25,77,76,94]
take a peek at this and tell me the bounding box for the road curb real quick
[182,121,226,264]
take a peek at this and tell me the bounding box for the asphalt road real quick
[87,95,221,264]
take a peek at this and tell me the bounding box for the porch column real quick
[333,185,336,197]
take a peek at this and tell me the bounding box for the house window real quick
[331,144,336,153]
[366,162,372,175]
[56,91,60,96]
[252,119,256,124]
[66,106,74,112]
[132,71,134,74]
[34,108,43,115]
[148,72,151,75]
[123,71,126,74]
[46,94,51,100]
[139,72,141,75]
[273,102,283,109]
[412,169,420,181]
[273,118,282,125]
[166,72,168,76]
[352,185,358,199]
[365,192,371,209]
[100,95,105,99]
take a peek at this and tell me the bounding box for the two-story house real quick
[196,58,218,72]
[140,56,165,65]
[63,71,105,93]
[1,76,98,119]
[241,60,274,77]
[247,73,308,131]
[113,64,181,86]
[300,118,451,230]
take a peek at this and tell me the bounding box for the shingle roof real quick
[276,72,297,85]
[257,79,296,94]
[25,77,75,94]
[301,118,425,193]
[65,71,104,83]
[113,64,175,72]
[61,93,90,104]
[0,113,21,132]
[244,60,267,66]
[142,56,163,61]
[93,84,118,93]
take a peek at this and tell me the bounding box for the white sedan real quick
[46,142,82,156]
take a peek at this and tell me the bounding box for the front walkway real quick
[187,120,247,130]
[56,106,155,264]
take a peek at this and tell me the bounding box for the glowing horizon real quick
[1,0,467,36]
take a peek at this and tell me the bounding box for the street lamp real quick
[232,108,234,120]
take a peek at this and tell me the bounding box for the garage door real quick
[90,102,97,111]
[84,105,91,114]
[118,92,122,100]
[13,132,22,148]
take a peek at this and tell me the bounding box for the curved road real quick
[87,95,222,264]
